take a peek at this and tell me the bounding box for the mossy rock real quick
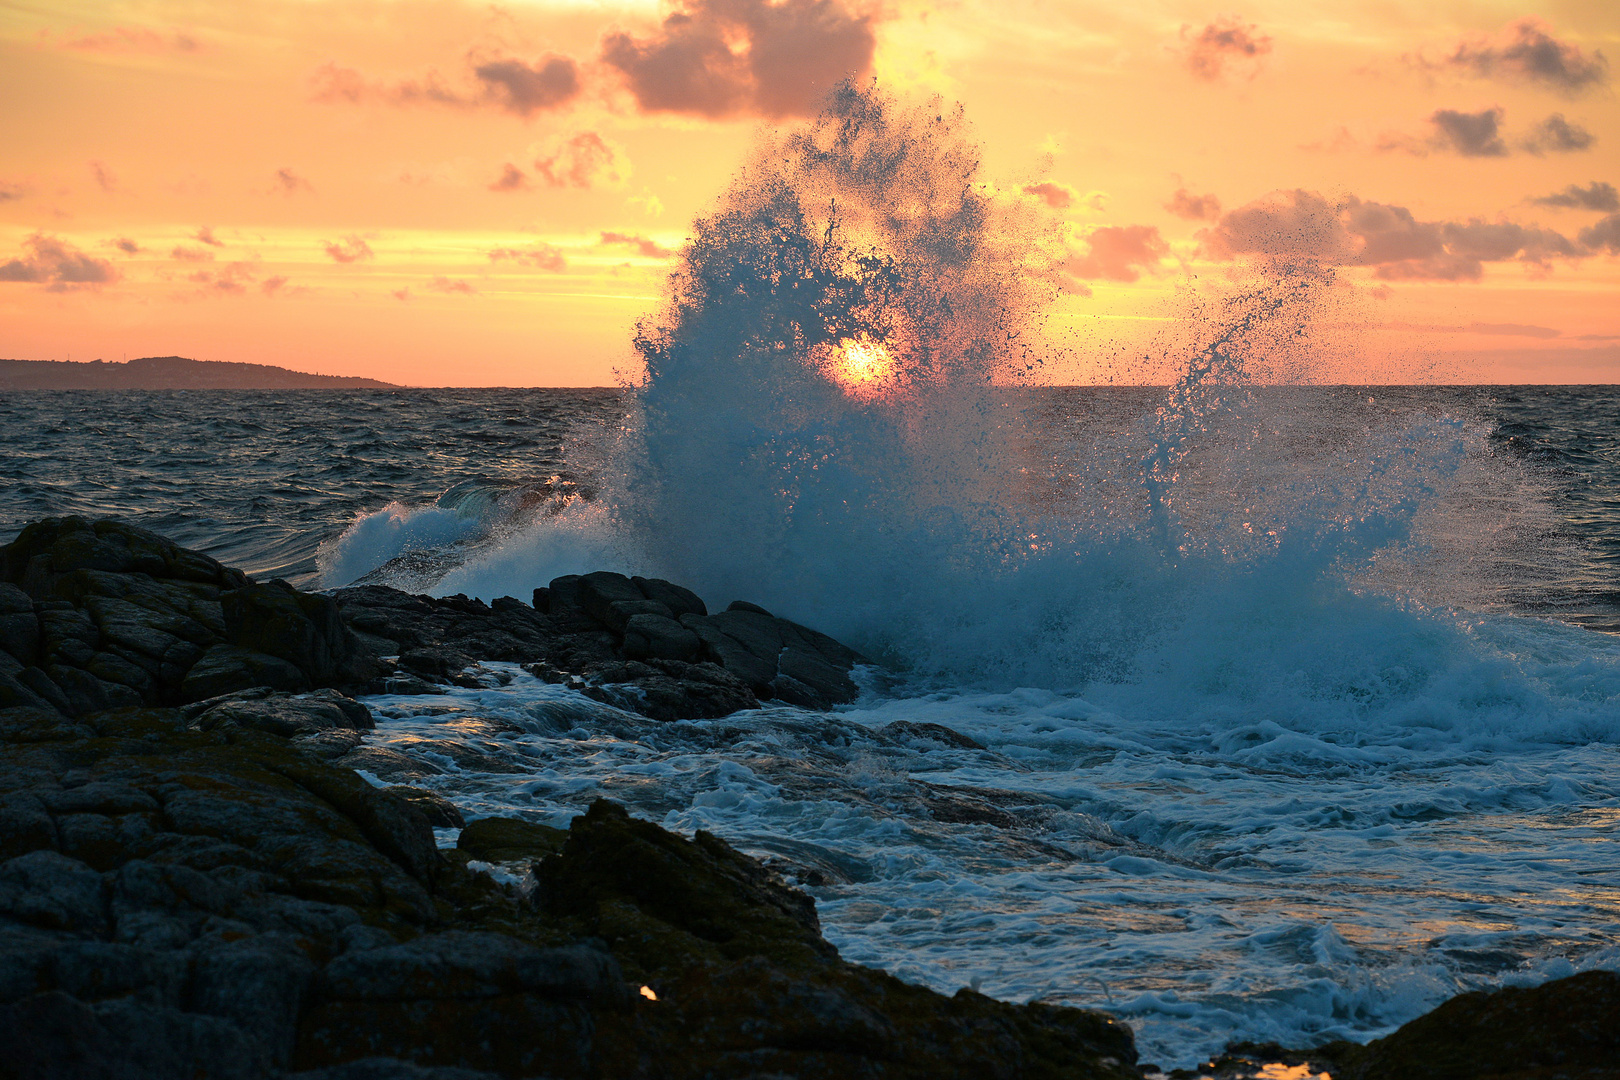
[455,815,567,863]
[1339,970,1620,1080]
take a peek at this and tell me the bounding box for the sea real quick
[2,382,1618,1071]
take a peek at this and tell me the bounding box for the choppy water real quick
[4,382,1619,1070]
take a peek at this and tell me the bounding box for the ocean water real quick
[7,86,1620,1071]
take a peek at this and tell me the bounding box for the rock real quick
[582,659,759,721]
[181,644,310,702]
[1337,970,1620,1080]
[538,798,834,968]
[384,788,464,830]
[726,600,772,616]
[397,646,477,683]
[455,817,567,864]
[575,571,645,630]
[620,612,701,663]
[632,577,706,618]
[881,721,986,751]
[223,581,384,690]
[191,695,359,738]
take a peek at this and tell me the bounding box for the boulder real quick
[181,644,310,702]
[632,577,706,618]
[620,613,701,663]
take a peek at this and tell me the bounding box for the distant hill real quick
[0,356,397,390]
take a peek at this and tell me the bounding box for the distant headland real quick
[0,355,396,390]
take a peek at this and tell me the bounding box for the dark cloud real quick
[194,226,223,247]
[0,182,24,202]
[91,161,118,192]
[426,277,476,295]
[0,233,120,290]
[1522,113,1594,155]
[1165,187,1222,220]
[110,237,141,254]
[489,163,531,192]
[1430,108,1508,157]
[1200,189,1585,280]
[600,231,674,258]
[1023,182,1077,210]
[274,168,313,195]
[323,235,374,263]
[601,0,875,119]
[1064,225,1170,282]
[488,244,567,271]
[310,55,581,116]
[1533,181,1618,211]
[1580,214,1620,254]
[472,57,581,117]
[534,133,629,189]
[170,245,214,262]
[1423,19,1608,94]
[1179,17,1273,81]
[261,276,288,296]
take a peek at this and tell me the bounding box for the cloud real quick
[1179,17,1273,81]
[1165,187,1222,221]
[489,163,531,192]
[1022,182,1078,210]
[0,233,120,290]
[1418,18,1608,94]
[110,237,140,254]
[310,55,581,116]
[323,235,374,263]
[188,262,257,295]
[261,276,288,296]
[600,231,674,258]
[1064,225,1170,282]
[1580,214,1620,254]
[63,27,199,54]
[1533,181,1618,211]
[472,57,581,117]
[273,168,313,195]
[534,132,630,189]
[1200,188,1586,280]
[170,245,214,262]
[1521,114,1594,155]
[601,0,875,119]
[1468,322,1561,338]
[90,161,118,192]
[194,226,223,247]
[0,182,25,202]
[488,244,567,271]
[1429,108,1508,157]
[426,277,476,295]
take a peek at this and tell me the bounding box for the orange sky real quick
[2,0,1616,385]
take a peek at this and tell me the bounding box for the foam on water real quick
[317,83,1620,1067]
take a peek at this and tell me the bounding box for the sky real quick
[1,0,1616,386]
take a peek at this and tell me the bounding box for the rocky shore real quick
[1,516,1616,1078]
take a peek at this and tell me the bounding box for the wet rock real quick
[632,576,706,618]
[455,816,567,864]
[881,720,987,751]
[223,581,385,691]
[397,646,477,683]
[582,658,759,722]
[181,644,310,701]
[383,787,464,830]
[1338,969,1620,1080]
[620,612,701,663]
[191,694,369,739]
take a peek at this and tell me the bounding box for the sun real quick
[827,337,897,397]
